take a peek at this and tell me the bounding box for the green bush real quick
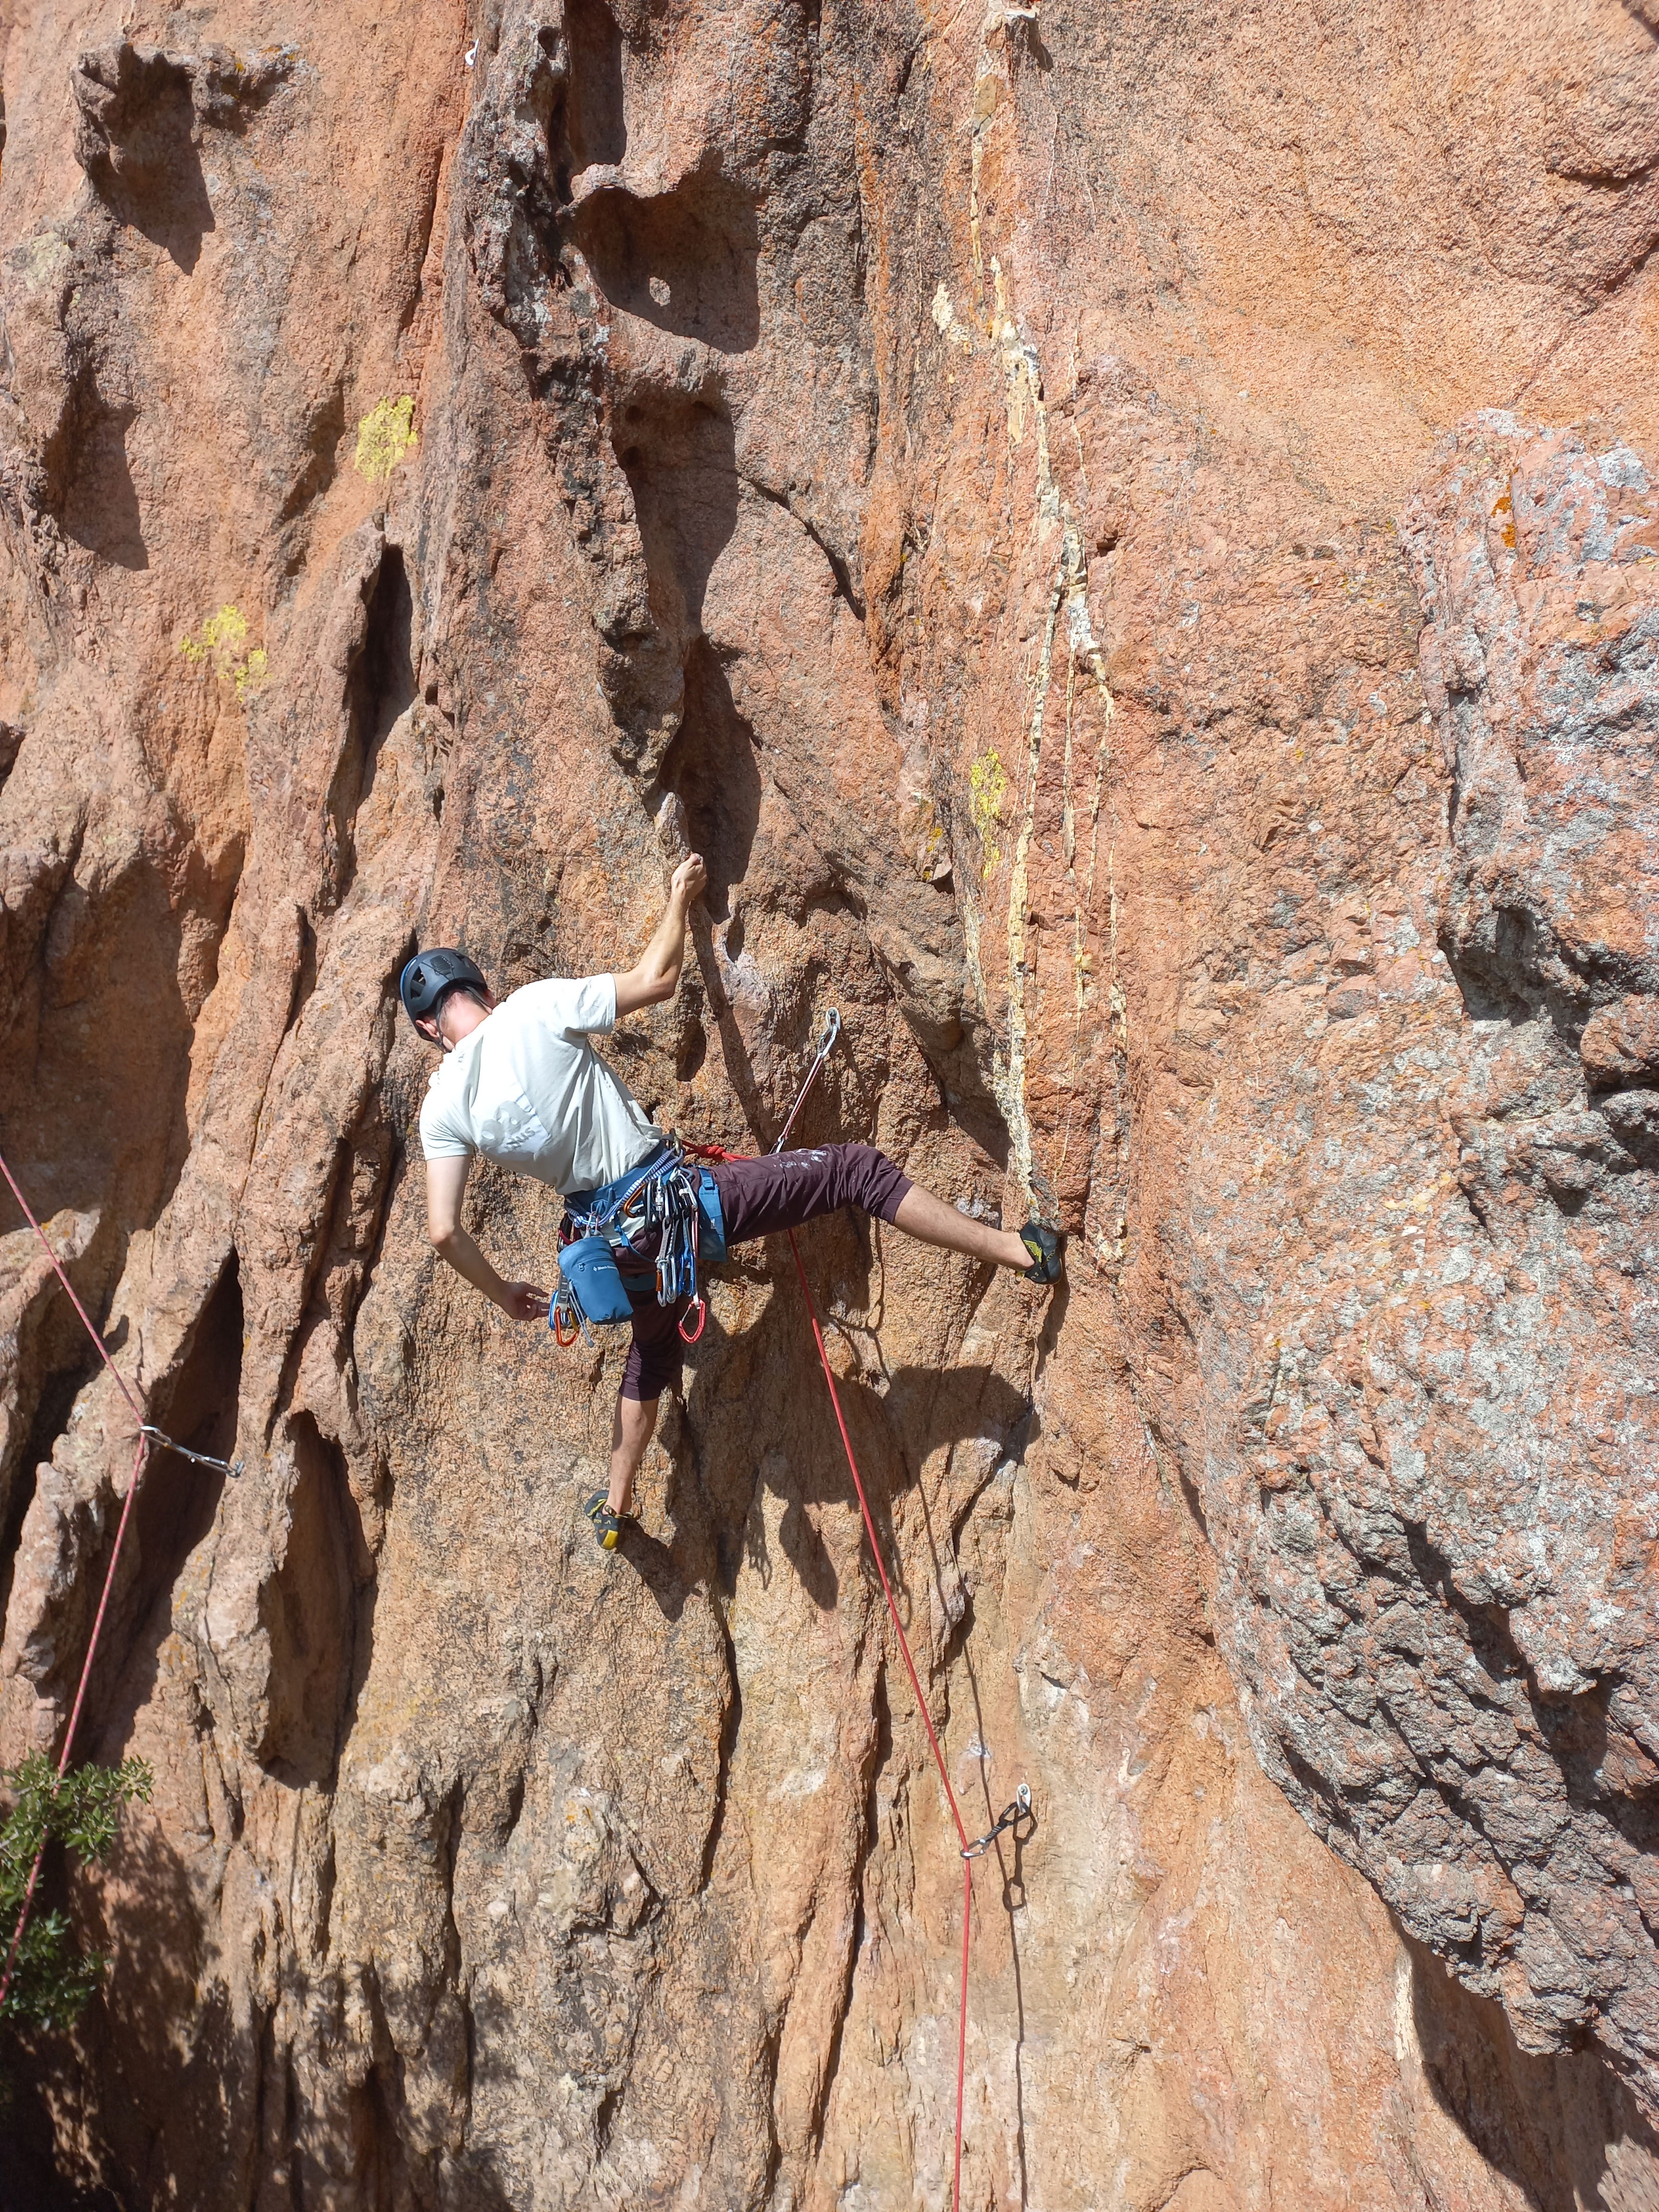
[0,1750,154,2033]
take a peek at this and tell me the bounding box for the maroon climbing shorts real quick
[617,1142,912,1401]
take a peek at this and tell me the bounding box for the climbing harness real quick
[551,1140,724,1348]
[0,1144,241,2022]
[548,1011,843,1347]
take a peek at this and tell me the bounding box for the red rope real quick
[682,1133,982,2199]
[785,1228,976,2212]
[0,1148,155,2019]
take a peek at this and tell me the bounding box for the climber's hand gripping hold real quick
[613,852,706,1014]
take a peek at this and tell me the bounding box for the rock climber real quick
[403,852,1062,1551]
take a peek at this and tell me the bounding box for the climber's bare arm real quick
[613,853,707,1018]
[425,1153,549,1321]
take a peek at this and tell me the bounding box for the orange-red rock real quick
[2,0,1658,2205]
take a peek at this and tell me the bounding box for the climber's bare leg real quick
[892,1183,1031,1272]
[608,1392,658,1517]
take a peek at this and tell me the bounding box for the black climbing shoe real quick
[1018,1222,1063,1284]
[581,1488,633,1552]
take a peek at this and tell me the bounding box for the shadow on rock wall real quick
[658,1223,1033,1616]
[571,175,760,354]
[72,46,215,274]
[1409,1931,1659,2212]
[1,1811,206,2212]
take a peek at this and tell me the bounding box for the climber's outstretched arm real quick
[425,1153,549,1321]
[613,853,707,1017]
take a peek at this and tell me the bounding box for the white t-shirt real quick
[417,975,662,1197]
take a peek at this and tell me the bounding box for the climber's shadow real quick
[802,1355,1032,1608]
[620,1521,692,1622]
[708,1291,1033,1616]
[633,1192,1038,1618]
[628,1316,1032,1620]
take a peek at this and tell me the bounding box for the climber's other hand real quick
[672,852,707,905]
[499,1280,551,1321]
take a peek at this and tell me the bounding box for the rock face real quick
[1,2,1658,2207]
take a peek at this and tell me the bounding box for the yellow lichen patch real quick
[354,395,419,484]
[969,749,1010,876]
[178,605,269,700]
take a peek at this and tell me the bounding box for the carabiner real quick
[679,1295,707,1344]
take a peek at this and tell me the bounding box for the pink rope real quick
[0,1151,144,1424]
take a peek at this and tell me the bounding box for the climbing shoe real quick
[1018,1222,1063,1284]
[581,1488,633,1552]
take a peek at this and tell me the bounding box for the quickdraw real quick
[641,1153,701,1306]
[962,1781,1034,1859]
[772,1008,841,1155]
[138,1424,244,1478]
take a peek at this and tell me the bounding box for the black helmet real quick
[400,948,487,1030]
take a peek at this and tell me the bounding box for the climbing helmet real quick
[399,947,488,1030]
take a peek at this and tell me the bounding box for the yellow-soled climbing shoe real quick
[1019,1222,1063,1284]
[581,1488,631,1552]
